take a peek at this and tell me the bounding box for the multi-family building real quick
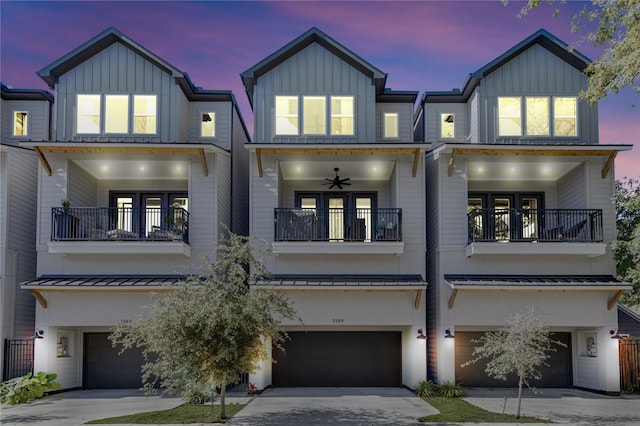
[241,27,429,389]
[18,27,250,389]
[2,26,632,394]
[1,83,53,380]
[414,29,632,394]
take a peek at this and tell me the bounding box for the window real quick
[13,111,28,136]
[525,97,549,136]
[384,113,399,138]
[201,112,216,137]
[105,95,129,134]
[331,96,354,135]
[77,94,101,134]
[303,96,326,134]
[133,95,157,134]
[498,97,521,136]
[554,97,577,136]
[441,113,454,138]
[275,96,298,135]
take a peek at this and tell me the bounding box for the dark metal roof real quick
[444,274,626,287]
[257,274,426,287]
[1,82,53,102]
[20,275,185,289]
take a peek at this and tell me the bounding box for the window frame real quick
[200,111,216,138]
[303,96,327,135]
[275,95,299,135]
[330,96,354,136]
[76,94,102,135]
[133,94,157,135]
[274,95,356,137]
[553,97,578,137]
[12,111,28,137]
[440,113,455,139]
[525,96,550,136]
[497,97,522,137]
[383,112,399,139]
[104,94,129,134]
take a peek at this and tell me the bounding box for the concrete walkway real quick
[1,387,639,425]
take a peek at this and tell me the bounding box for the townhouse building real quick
[1,84,53,380]
[241,28,429,389]
[414,29,632,394]
[18,28,250,389]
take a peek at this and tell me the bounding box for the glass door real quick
[327,196,345,241]
[492,196,513,241]
[142,194,164,235]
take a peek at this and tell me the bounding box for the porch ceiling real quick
[280,160,395,181]
[73,159,189,180]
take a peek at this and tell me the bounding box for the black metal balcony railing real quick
[51,207,189,243]
[274,208,401,242]
[467,208,603,243]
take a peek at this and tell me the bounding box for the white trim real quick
[465,241,607,258]
[272,241,404,255]
[47,241,191,257]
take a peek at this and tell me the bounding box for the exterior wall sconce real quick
[416,328,427,340]
[31,328,44,339]
[610,329,629,339]
[444,329,455,339]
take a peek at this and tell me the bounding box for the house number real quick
[332,318,344,323]
[119,319,132,324]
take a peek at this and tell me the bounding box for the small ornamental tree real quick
[110,232,298,419]
[461,307,566,418]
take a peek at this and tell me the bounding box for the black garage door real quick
[273,331,401,387]
[83,333,145,389]
[455,331,572,388]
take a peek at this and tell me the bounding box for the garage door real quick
[272,331,401,387]
[83,333,145,389]
[455,332,572,388]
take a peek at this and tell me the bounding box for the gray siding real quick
[54,42,175,142]
[187,101,232,150]
[1,99,51,144]
[216,154,232,242]
[425,153,440,381]
[557,163,586,209]
[423,103,467,143]
[475,44,598,144]
[230,106,249,236]
[376,103,414,142]
[253,42,376,143]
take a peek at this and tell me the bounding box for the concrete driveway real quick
[228,387,437,425]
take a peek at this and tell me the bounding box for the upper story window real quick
[331,97,354,135]
[499,96,577,137]
[133,95,157,134]
[275,95,354,136]
[77,94,101,134]
[384,113,399,138]
[77,94,157,135]
[201,112,216,137]
[13,111,28,136]
[498,97,522,136]
[303,96,326,135]
[441,114,454,138]
[275,96,299,135]
[525,97,549,136]
[554,97,577,136]
[105,95,129,134]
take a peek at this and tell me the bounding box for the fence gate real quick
[3,339,34,381]
[619,339,640,393]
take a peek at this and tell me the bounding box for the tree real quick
[461,307,566,418]
[613,177,640,306]
[506,0,640,104]
[110,232,297,419]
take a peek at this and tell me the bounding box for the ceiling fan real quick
[323,168,351,190]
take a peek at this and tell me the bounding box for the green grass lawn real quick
[419,397,551,423]
[86,403,246,424]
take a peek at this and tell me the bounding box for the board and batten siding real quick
[475,44,598,145]
[253,42,376,143]
[2,148,38,339]
[423,103,467,143]
[187,101,232,150]
[375,103,414,142]
[54,42,176,142]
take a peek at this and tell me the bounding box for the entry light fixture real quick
[444,329,455,339]
[416,329,427,340]
[31,328,44,339]
[610,329,629,339]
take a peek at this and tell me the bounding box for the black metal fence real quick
[468,208,603,243]
[274,208,402,242]
[3,339,34,381]
[51,207,189,243]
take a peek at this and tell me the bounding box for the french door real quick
[468,193,543,241]
[110,192,188,238]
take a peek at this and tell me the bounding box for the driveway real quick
[228,387,437,425]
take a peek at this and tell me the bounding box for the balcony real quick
[48,207,190,256]
[272,208,403,255]
[466,208,605,257]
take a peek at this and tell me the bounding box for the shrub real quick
[0,372,61,405]
[415,380,439,397]
[437,381,466,398]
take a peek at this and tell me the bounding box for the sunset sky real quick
[1,1,637,178]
